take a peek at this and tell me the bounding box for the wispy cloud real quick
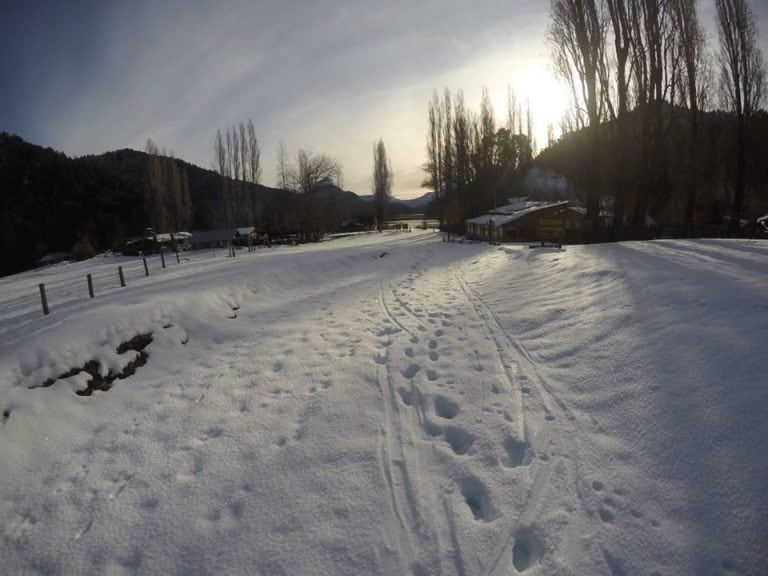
[4,0,766,198]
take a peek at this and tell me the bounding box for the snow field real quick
[1,232,767,575]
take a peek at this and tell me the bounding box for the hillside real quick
[533,106,768,232]
[1,133,413,276]
[1,232,766,575]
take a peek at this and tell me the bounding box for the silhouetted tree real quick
[549,0,605,232]
[289,150,342,242]
[716,0,766,233]
[372,139,393,231]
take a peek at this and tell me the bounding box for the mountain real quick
[397,191,434,210]
[0,133,378,276]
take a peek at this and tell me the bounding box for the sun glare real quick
[490,62,570,149]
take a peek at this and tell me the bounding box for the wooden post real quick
[160,249,166,269]
[87,274,94,298]
[175,250,180,264]
[143,257,149,276]
[39,283,50,315]
[118,266,126,287]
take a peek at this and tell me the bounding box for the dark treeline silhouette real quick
[536,105,768,236]
[541,0,767,240]
[0,133,418,277]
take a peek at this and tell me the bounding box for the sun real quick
[491,60,571,148]
[520,64,569,126]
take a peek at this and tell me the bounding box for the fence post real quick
[143,257,149,276]
[175,250,180,264]
[160,249,166,269]
[39,283,50,315]
[87,274,94,298]
[118,266,126,288]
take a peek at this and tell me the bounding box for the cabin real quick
[122,232,190,256]
[188,228,257,250]
[466,200,570,242]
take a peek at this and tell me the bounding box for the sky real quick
[2,0,768,200]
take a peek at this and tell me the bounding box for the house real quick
[122,237,161,256]
[188,228,256,250]
[122,232,191,256]
[466,201,570,242]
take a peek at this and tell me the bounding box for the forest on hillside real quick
[0,133,392,277]
[422,0,768,238]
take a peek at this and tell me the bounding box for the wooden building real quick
[466,201,570,242]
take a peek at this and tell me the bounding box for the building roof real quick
[466,201,569,227]
[189,229,238,244]
[37,252,73,265]
[153,231,191,242]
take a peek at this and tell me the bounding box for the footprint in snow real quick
[434,396,460,419]
[402,364,421,379]
[501,437,532,468]
[443,427,475,455]
[460,476,496,522]
[512,526,544,572]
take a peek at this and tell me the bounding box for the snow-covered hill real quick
[1,232,766,575]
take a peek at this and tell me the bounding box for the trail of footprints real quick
[386,317,535,527]
[379,274,574,574]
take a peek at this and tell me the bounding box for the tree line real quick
[145,139,192,234]
[546,0,766,237]
[212,123,395,241]
[422,88,536,231]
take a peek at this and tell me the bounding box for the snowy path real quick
[1,232,767,575]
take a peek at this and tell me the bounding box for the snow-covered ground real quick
[1,231,766,575]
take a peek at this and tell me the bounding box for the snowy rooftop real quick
[466,201,569,225]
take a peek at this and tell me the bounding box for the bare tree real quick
[626,0,682,227]
[716,0,766,233]
[145,139,191,233]
[671,0,708,231]
[423,90,445,226]
[276,140,290,191]
[372,139,393,231]
[247,119,261,184]
[549,0,606,231]
[289,149,342,242]
[604,0,634,227]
